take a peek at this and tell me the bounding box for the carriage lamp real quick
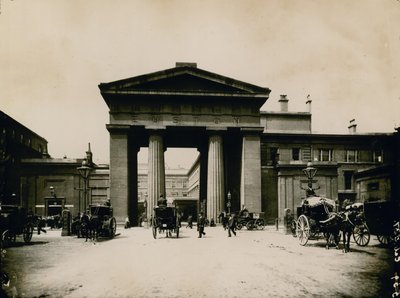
[227,191,232,214]
[302,162,317,185]
[77,159,92,213]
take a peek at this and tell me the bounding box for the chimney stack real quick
[306,94,312,113]
[86,142,93,166]
[279,95,289,112]
[348,119,357,134]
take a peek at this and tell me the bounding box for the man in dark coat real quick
[197,212,206,238]
[157,194,167,207]
[228,213,237,237]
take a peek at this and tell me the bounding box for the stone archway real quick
[99,62,270,225]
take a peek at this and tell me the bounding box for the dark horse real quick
[320,210,356,252]
[80,213,100,242]
[320,213,342,249]
[86,215,101,242]
[339,210,357,253]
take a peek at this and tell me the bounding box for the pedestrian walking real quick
[218,211,228,230]
[197,212,206,238]
[186,215,193,229]
[37,216,47,235]
[228,213,237,237]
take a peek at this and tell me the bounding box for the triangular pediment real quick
[99,64,270,95]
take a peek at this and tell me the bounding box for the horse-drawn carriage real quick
[81,204,117,240]
[338,200,397,247]
[363,200,398,245]
[0,205,34,247]
[151,206,180,239]
[236,211,265,231]
[295,196,338,246]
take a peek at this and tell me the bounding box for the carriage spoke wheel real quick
[23,223,34,243]
[1,230,12,248]
[152,218,157,239]
[296,215,310,246]
[109,217,117,239]
[377,235,392,246]
[246,221,254,231]
[236,223,243,230]
[256,219,265,230]
[352,224,370,246]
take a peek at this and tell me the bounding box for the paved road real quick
[1,225,395,297]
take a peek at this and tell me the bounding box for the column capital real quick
[106,124,131,134]
[240,127,264,135]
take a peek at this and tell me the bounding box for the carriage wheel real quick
[256,219,265,230]
[23,223,34,243]
[152,218,157,239]
[236,223,243,230]
[296,215,310,246]
[109,217,117,239]
[352,224,370,246]
[246,221,254,231]
[377,235,392,246]
[1,230,12,248]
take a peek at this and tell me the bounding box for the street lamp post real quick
[227,191,231,214]
[143,199,147,222]
[302,162,318,197]
[77,159,92,213]
[201,200,205,214]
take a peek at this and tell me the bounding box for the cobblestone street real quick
[1,225,394,298]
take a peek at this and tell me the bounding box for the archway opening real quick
[136,148,199,224]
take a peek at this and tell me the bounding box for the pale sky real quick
[1,0,400,167]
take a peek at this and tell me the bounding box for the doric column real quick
[241,133,262,212]
[147,134,165,219]
[207,134,224,221]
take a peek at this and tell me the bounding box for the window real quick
[315,149,333,161]
[367,182,379,191]
[344,171,353,190]
[373,150,383,163]
[292,148,300,161]
[346,150,358,163]
[270,147,279,161]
